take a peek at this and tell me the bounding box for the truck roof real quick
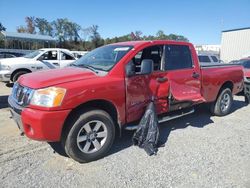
[39,48,72,52]
[110,40,192,48]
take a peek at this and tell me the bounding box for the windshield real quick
[73,45,133,71]
[24,50,44,59]
[239,60,250,69]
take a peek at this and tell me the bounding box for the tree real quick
[156,30,168,40]
[17,26,27,33]
[14,16,190,50]
[0,22,6,31]
[135,31,142,40]
[66,21,81,42]
[143,35,155,40]
[168,34,188,42]
[130,30,142,40]
[35,18,53,36]
[25,16,36,34]
[89,25,101,48]
[52,18,81,42]
[52,18,67,42]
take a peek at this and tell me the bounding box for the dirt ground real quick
[0,82,250,188]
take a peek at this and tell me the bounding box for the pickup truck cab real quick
[8,41,244,163]
[0,48,76,82]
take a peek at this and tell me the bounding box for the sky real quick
[0,0,249,45]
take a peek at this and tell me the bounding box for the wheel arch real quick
[219,81,233,93]
[10,68,32,81]
[61,99,121,141]
[214,81,233,101]
[210,81,234,116]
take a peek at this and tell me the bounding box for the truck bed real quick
[200,62,241,68]
[200,63,244,102]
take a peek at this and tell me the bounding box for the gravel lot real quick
[0,82,250,188]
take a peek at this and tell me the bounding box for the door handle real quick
[52,63,60,66]
[157,77,168,83]
[192,72,200,78]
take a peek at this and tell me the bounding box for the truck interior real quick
[132,45,163,73]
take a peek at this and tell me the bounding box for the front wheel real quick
[12,70,29,82]
[210,88,233,116]
[245,95,250,104]
[64,109,115,163]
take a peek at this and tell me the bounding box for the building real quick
[0,31,56,50]
[220,27,250,63]
[194,44,221,56]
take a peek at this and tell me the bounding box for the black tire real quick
[12,71,29,82]
[48,142,68,157]
[245,95,250,104]
[64,109,115,163]
[210,88,233,116]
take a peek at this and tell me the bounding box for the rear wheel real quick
[64,109,115,163]
[210,88,233,116]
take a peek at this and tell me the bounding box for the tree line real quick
[0,18,188,50]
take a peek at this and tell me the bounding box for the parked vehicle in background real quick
[71,51,88,58]
[234,58,250,102]
[198,53,221,63]
[8,40,244,163]
[237,58,250,69]
[0,48,76,82]
[0,52,24,59]
[229,60,240,64]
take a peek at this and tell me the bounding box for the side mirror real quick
[141,59,153,75]
[126,61,135,77]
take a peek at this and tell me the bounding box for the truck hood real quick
[0,57,32,65]
[19,67,101,89]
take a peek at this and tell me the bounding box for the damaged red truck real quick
[8,40,244,163]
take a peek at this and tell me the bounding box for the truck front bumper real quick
[8,95,71,142]
[0,70,11,82]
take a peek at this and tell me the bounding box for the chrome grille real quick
[12,83,33,106]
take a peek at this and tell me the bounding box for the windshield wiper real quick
[70,63,99,73]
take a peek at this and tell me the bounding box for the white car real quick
[198,54,220,64]
[0,48,76,82]
[71,51,88,58]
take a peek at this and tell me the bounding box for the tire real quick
[210,88,233,116]
[64,109,115,163]
[245,95,250,104]
[12,71,29,82]
[48,142,68,157]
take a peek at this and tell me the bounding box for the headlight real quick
[1,64,11,70]
[30,87,66,107]
[245,77,250,82]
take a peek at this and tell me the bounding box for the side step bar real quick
[125,108,195,131]
[158,108,194,123]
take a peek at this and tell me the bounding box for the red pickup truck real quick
[8,40,244,163]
